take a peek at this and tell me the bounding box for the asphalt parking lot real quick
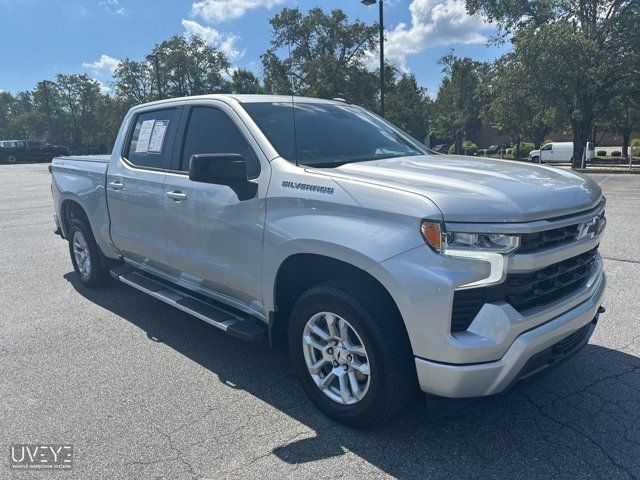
[1,163,639,479]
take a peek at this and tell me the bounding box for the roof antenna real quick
[287,42,299,166]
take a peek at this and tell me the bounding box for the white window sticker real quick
[148,120,169,154]
[135,120,155,153]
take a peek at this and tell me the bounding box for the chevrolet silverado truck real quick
[51,95,606,427]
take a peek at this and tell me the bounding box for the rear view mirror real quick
[189,154,257,200]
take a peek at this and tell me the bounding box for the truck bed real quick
[51,154,112,252]
[54,154,111,164]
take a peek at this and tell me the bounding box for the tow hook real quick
[593,305,606,325]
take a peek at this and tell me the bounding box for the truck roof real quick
[132,94,342,110]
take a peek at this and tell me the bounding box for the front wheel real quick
[532,156,541,164]
[289,281,416,428]
[7,155,17,164]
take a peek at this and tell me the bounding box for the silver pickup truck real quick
[51,95,606,427]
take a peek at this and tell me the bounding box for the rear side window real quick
[125,108,178,169]
[180,107,259,178]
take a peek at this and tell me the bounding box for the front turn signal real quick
[420,220,443,252]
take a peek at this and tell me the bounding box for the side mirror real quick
[189,153,257,200]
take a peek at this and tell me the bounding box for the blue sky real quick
[0,0,510,97]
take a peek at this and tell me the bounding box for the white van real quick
[529,142,595,164]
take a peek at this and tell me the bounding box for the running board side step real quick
[110,265,267,342]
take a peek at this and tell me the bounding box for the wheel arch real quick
[60,198,91,237]
[270,253,409,347]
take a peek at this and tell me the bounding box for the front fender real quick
[261,159,443,312]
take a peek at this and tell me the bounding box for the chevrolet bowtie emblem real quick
[577,214,605,241]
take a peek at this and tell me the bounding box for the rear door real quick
[107,106,181,271]
[162,101,268,313]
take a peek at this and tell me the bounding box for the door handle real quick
[166,190,187,201]
[108,179,124,190]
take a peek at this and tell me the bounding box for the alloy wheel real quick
[72,230,91,278]
[302,311,371,405]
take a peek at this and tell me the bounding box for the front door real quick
[540,143,553,162]
[107,107,180,272]
[163,103,268,314]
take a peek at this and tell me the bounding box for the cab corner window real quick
[125,108,177,169]
[180,107,260,179]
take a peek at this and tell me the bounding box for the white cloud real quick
[385,0,492,68]
[182,19,244,61]
[191,0,285,22]
[99,0,124,15]
[82,54,121,75]
[82,54,120,95]
[96,80,112,95]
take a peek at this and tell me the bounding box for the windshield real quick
[242,101,428,167]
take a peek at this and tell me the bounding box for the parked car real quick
[431,144,449,153]
[485,144,510,154]
[529,142,595,164]
[0,139,69,164]
[50,95,606,427]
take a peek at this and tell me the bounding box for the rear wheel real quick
[7,155,17,164]
[68,219,110,287]
[289,280,416,428]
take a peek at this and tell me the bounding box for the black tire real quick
[67,218,110,287]
[288,279,416,428]
[7,155,17,164]
[532,156,541,164]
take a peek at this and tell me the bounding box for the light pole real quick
[361,0,384,117]
[152,53,163,100]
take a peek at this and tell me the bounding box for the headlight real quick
[421,220,519,289]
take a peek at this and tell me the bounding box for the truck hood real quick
[320,155,602,222]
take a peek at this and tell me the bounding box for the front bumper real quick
[414,274,605,398]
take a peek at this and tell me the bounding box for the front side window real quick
[180,107,259,178]
[125,108,177,169]
[541,144,552,151]
[243,102,427,167]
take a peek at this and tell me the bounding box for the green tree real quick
[230,69,262,94]
[114,59,157,106]
[509,23,622,166]
[261,7,379,110]
[385,72,431,141]
[56,74,102,153]
[484,53,557,156]
[465,0,640,167]
[603,79,640,158]
[7,92,37,140]
[147,35,230,98]
[0,91,13,139]
[433,55,487,154]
